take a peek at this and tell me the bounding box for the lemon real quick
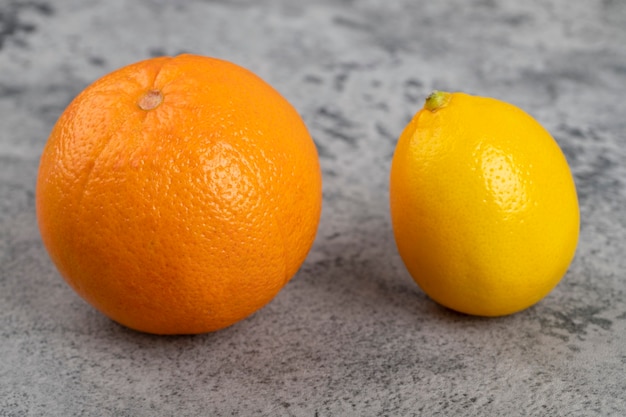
[389,91,579,316]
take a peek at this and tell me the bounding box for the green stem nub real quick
[424,90,452,112]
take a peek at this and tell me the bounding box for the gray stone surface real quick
[1,0,626,415]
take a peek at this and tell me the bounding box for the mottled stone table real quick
[1,0,625,415]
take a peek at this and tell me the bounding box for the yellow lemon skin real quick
[389,91,580,316]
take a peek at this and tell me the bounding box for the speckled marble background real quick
[1,0,626,415]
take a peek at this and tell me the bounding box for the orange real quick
[389,91,579,316]
[36,54,322,334]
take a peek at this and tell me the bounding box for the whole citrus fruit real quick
[389,91,579,316]
[36,54,322,334]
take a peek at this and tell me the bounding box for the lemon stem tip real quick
[425,90,452,112]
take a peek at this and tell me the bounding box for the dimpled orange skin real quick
[36,54,322,334]
[390,91,579,316]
